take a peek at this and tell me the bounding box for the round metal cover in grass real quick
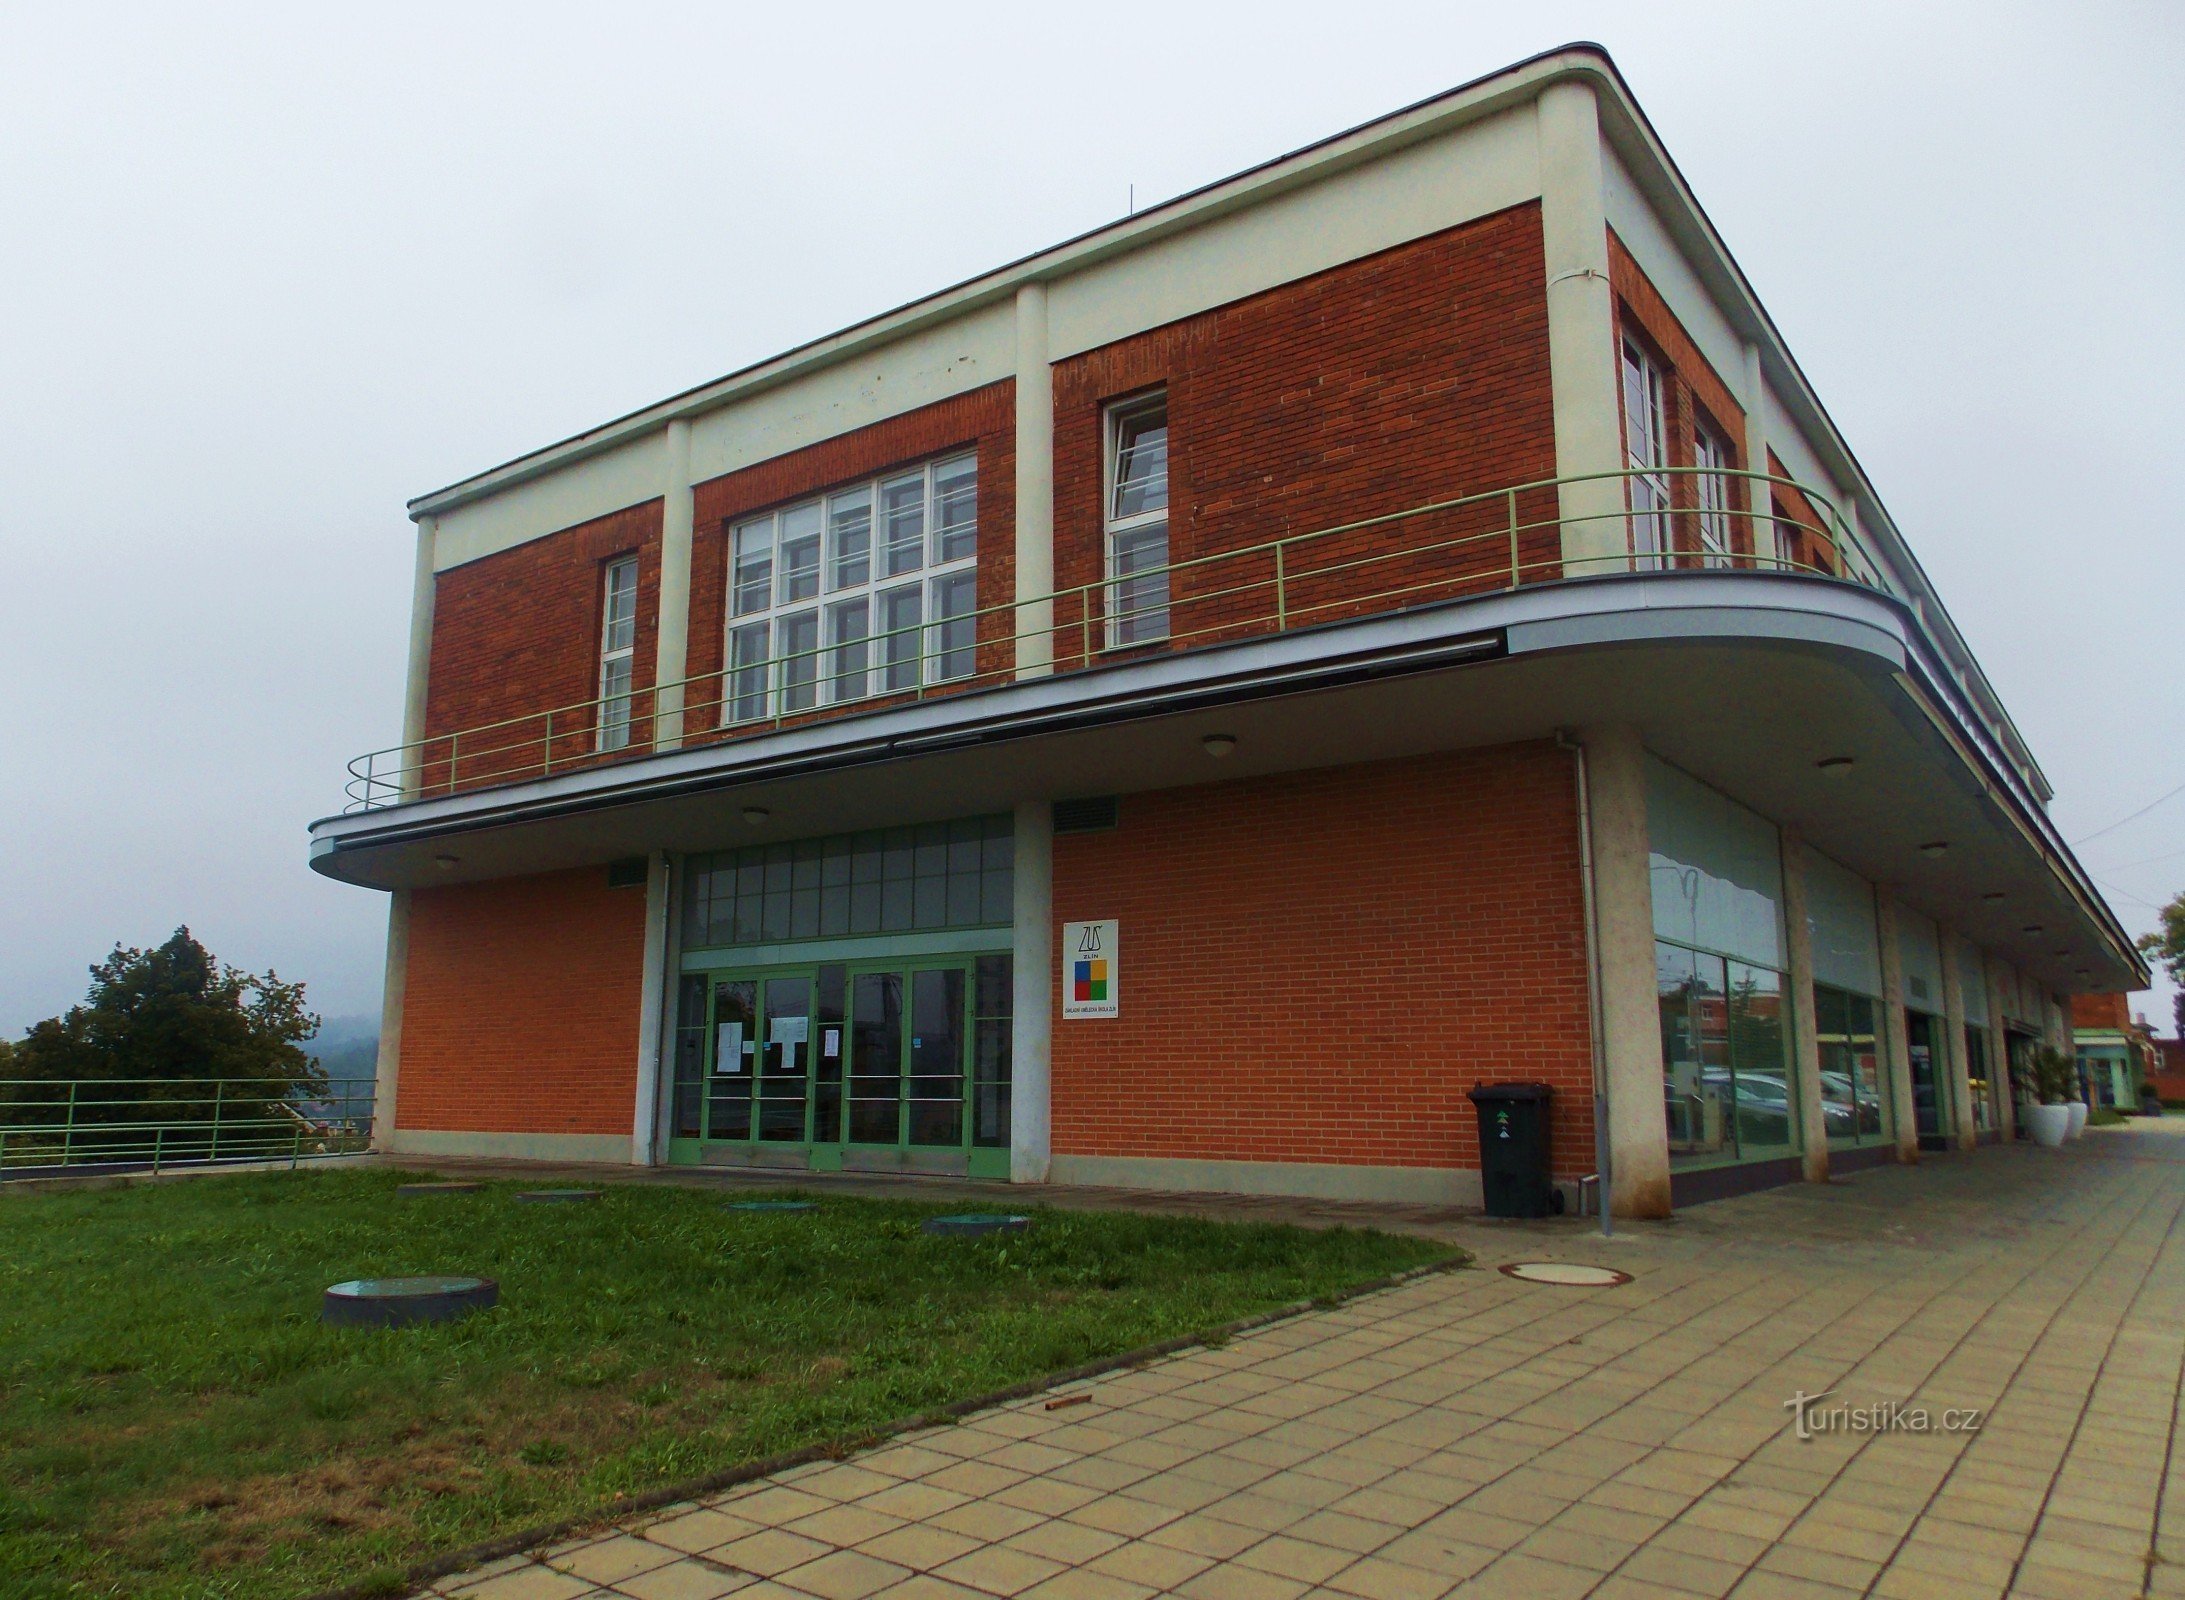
[1498,1261,1632,1287]
[397,1182,483,1196]
[323,1275,499,1328]
[922,1213,1031,1237]
[515,1189,601,1204]
[728,1200,816,1213]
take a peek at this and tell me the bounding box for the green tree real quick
[8,929,322,1152]
[2139,891,2185,1035]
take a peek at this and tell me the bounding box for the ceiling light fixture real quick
[741,806,771,826]
[1982,891,2006,902]
[2022,925,2043,936]
[1816,756,1856,777]
[1919,841,1949,857]
[1202,734,1238,759]
[433,853,460,870]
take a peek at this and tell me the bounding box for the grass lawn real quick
[0,1167,1452,1599]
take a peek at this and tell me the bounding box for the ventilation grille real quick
[1052,796,1120,834]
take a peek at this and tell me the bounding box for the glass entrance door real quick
[1907,1010,1952,1145]
[703,972,814,1144]
[846,965,968,1151]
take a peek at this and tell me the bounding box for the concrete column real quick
[1740,341,1777,566]
[371,890,410,1152]
[1581,723,1672,1217]
[653,419,694,750]
[1985,957,2015,1139]
[1014,285,1055,679]
[1875,887,1919,1163]
[1779,832,1830,1182]
[1009,799,1054,1182]
[399,516,438,799]
[630,851,674,1166]
[1938,928,1978,1151]
[1538,81,1626,581]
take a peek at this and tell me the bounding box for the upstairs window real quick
[1105,393,1170,645]
[1621,339,1670,571]
[726,453,977,723]
[1693,421,1735,567]
[597,555,639,751]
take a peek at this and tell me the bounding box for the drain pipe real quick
[1557,728,1612,1238]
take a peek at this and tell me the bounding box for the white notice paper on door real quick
[715,1021,745,1073]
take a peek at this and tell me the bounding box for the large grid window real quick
[1657,941,1797,1167]
[727,453,977,723]
[1621,339,1670,571]
[598,555,639,751]
[1105,393,1170,645]
[1693,421,1735,567]
[683,815,1012,947]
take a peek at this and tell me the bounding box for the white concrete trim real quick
[370,890,409,1151]
[654,421,694,751]
[1780,832,1829,1182]
[1939,924,1978,1151]
[400,519,437,798]
[1014,286,1054,680]
[1049,1153,1483,1208]
[1740,341,1775,564]
[631,850,673,1165]
[1540,80,1625,576]
[385,1129,631,1164]
[1581,722,1671,1217]
[1984,955,2016,1140]
[1010,799,1053,1183]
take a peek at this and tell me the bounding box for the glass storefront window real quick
[1658,940,1798,1168]
[1907,1010,1952,1142]
[1814,982,1891,1147]
[1965,1027,1994,1133]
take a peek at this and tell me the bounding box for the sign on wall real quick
[1062,920,1119,1019]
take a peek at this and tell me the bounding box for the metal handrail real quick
[0,1077,377,1175]
[343,466,1872,810]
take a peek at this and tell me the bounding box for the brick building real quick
[311,46,2145,1215]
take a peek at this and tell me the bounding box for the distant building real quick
[310,46,2145,1215]
[2072,993,2163,1106]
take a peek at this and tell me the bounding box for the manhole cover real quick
[323,1275,499,1328]
[1498,1261,1632,1287]
[516,1189,600,1204]
[728,1200,816,1213]
[922,1214,1031,1237]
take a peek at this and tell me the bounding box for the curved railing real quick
[342,467,1873,811]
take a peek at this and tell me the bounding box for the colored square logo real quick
[1073,959,1108,1002]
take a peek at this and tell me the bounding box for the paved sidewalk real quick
[424,1122,2185,1600]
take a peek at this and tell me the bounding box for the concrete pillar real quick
[1740,341,1777,566]
[1009,799,1054,1182]
[1875,887,1919,1163]
[1581,723,1672,1218]
[1538,81,1626,581]
[1779,832,1830,1182]
[1014,285,1055,679]
[1985,957,2015,1139]
[653,419,694,750]
[399,516,438,799]
[630,851,674,1166]
[371,889,409,1152]
[1938,928,1978,1151]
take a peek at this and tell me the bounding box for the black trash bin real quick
[1468,1081,1555,1218]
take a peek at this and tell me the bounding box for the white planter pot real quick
[2025,1102,2071,1148]
[2065,1100,2089,1139]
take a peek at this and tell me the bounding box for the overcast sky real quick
[1,2,2179,1035]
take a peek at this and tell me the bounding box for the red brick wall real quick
[1050,742,1595,1179]
[686,382,1017,727]
[2070,992,2130,1030]
[1049,203,1558,663]
[422,499,664,788]
[396,867,648,1137]
[2154,1040,2185,1102]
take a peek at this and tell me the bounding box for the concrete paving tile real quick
[457,1568,600,1600]
[610,1561,760,1600]
[787,1507,911,1549]
[1231,1534,1359,1585]
[780,1552,916,1600]
[930,1545,1068,1599]
[856,1525,986,1572]
[551,1537,683,1584]
[929,1502,1048,1543]
[646,1511,769,1557]
[1174,1564,1312,1600]
[715,1532,840,1579]
[1081,1539,1216,1590]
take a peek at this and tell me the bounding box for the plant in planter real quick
[2023,1047,2075,1148]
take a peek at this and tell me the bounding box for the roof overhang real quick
[309,573,2146,995]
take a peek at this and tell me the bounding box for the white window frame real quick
[597,554,639,752]
[723,452,977,723]
[1103,392,1170,647]
[1621,338,1670,572]
[1693,421,1735,568]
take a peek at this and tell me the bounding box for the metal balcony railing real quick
[344,467,1872,811]
[0,1077,377,1176]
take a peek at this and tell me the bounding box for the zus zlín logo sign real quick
[1061,920,1119,1019]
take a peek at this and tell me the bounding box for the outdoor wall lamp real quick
[1202,734,1238,758]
